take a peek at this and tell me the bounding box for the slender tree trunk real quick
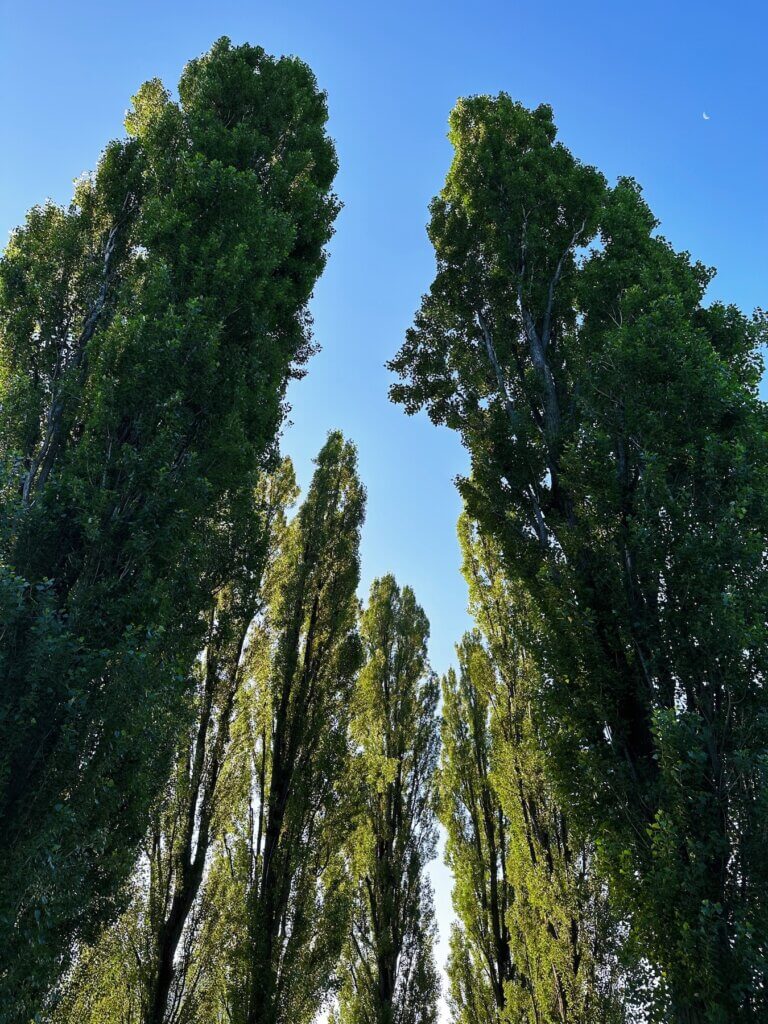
[143,617,244,1024]
[145,865,204,1024]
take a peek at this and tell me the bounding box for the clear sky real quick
[2,0,767,1017]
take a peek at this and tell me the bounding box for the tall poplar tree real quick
[48,461,297,1024]
[336,575,441,1024]
[0,38,338,1017]
[218,432,365,1024]
[390,95,768,1021]
[441,516,626,1024]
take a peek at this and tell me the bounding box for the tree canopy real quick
[2,42,767,1024]
[226,431,365,1024]
[440,515,627,1024]
[0,37,338,1020]
[336,576,441,1024]
[391,94,768,1021]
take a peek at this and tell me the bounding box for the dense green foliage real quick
[4,34,767,1024]
[48,460,296,1024]
[441,515,626,1024]
[52,495,442,1024]
[390,94,768,1021]
[48,434,363,1024]
[0,37,338,1020]
[336,576,440,1024]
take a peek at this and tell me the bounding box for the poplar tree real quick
[218,432,365,1024]
[439,642,513,1024]
[0,38,338,1017]
[390,95,768,1021]
[48,461,297,1024]
[441,516,626,1024]
[337,575,441,1024]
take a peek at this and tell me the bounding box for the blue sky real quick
[2,0,767,1014]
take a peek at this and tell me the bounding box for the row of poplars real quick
[3,32,768,1024]
[47,435,628,1024]
[47,434,439,1024]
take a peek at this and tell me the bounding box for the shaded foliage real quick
[48,460,297,1024]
